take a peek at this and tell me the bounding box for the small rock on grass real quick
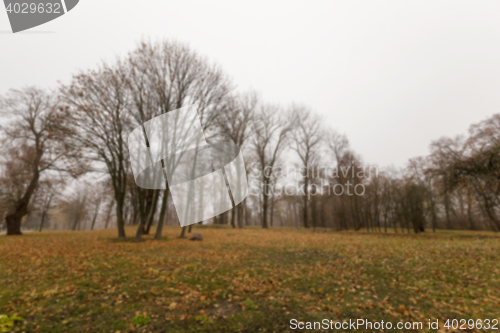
[189,232,203,241]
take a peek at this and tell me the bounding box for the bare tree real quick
[0,87,74,235]
[61,63,132,239]
[251,104,295,228]
[125,39,233,240]
[215,92,258,228]
[291,105,323,228]
[428,136,465,229]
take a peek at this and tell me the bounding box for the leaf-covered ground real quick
[0,226,499,332]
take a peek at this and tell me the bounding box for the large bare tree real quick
[61,63,132,239]
[125,40,233,240]
[0,87,73,235]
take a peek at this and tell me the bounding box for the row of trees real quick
[1,39,499,237]
[254,114,500,234]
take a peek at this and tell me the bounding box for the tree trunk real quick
[270,197,275,227]
[72,213,81,231]
[105,201,115,229]
[262,194,269,228]
[5,147,44,235]
[90,198,101,231]
[444,189,452,229]
[179,226,187,238]
[302,178,309,228]
[115,194,126,239]
[311,196,318,231]
[237,202,244,228]
[230,208,236,228]
[6,171,41,235]
[38,196,53,232]
[144,190,160,234]
[135,219,145,241]
[155,188,169,240]
[6,211,24,235]
[467,184,475,230]
[39,210,47,232]
[136,189,158,241]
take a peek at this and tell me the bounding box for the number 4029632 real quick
[5,2,62,14]
[444,319,499,330]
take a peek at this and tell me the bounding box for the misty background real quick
[2,0,500,167]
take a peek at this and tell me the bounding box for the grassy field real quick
[0,226,499,332]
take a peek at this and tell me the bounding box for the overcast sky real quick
[1,0,500,167]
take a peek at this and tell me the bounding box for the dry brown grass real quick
[1,226,499,332]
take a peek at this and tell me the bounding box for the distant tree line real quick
[1,39,499,237]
